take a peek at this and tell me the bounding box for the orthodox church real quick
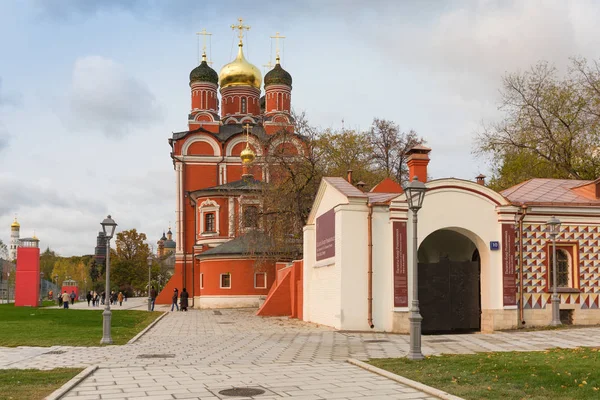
[156,20,303,308]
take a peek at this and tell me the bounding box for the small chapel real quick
[156,20,303,307]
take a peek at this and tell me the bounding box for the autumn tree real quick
[476,58,600,190]
[110,229,151,292]
[40,247,59,280]
[370,118,425,185]
[0,239,8,260]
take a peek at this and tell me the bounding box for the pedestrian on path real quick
[86,291,92,306]
[118,292,124,306]
[57,292,63,307]
[69,290,76,305]
[61,291,70,309]
[180,288,189,312]
[150,286,157,311]
[171,288,179,311]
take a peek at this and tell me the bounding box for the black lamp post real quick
[100,215,117,344]
[147,254,153,311]
[402,176,427,360]
[546,216,562,326]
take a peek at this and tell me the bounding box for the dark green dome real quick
[264,62,292,88]
[190,60,218,85]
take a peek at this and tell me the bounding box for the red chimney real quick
[347,169,353,184]
[476,174,486,186]
[406,145,431,183]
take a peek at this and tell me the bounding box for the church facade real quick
[156,21,303,308]
[303,147,600,333]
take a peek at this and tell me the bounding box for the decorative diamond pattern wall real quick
[520,224,600,309]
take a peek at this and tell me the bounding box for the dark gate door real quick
[418,259,480,333]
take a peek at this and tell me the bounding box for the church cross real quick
[270,31,286,59]
[231,18,250,44]
[196,28,213,65]
[244,123,252,146]
[263,60,274,72]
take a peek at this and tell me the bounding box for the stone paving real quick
[2,298,600,399]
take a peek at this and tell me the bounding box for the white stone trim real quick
[182,135,221,156]
[199,199,220,235]
[225,135,263,156]
[220,273,231,289]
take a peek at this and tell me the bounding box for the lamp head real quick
[402,176,427,211]
[101,215,117,239]
[546,215,561,237]
[147,254,153,266]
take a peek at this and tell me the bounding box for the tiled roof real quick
[324,177,367,198]
[367,192,399,204]
[501,178,600,205]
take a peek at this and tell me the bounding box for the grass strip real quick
[0,304,161,346]
[0,368,82,400]
[369,347,600,400]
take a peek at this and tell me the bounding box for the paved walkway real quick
[2,299,600,399]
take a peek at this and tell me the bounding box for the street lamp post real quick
[546,216,562,326]
[402,176,427,360]
[100,215,117,344]
[147,254,153,311]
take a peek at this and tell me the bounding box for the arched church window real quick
[549,249,570,287]
[243,206,259,228]
[241,97,247,114]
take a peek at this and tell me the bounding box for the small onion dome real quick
[160,232,167,241]
[240,145,256,164]
[219,44,262,89]
[11,218,20,228]
[167,228,172,235]
[164,239,176,249]
[264,57,292,88]
[189,54,218,85]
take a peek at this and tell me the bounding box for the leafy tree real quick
[40,247,59,280]
[476,58,600,190]
[110,229,151,291]
[0,239,8,260]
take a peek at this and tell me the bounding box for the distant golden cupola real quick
[219,43,262,90]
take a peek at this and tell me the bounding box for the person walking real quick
[100,291,105,305]
[57,292,63,308]
[118,292,124,306]
[69,290,76,305]
[180,288,189,312]
[93,291,98,306]
[171,288,179,312]
[86,291,92,306]
[150,286,157,311]
[61,291,70,309]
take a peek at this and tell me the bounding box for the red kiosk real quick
[61,279,79,301]
[14,237,41,307]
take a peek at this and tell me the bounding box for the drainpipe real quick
[367,203,374,329]
[518,204,527,326]
[188,191,196,308]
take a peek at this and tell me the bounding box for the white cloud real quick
[67,56,161,138]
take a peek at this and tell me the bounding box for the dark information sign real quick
[393,221,408,307]
[316,208,335,261]
[502,224,516,306]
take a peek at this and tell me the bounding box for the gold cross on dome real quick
[263,60,274,72]
[196,28,212,63]
[270,31,286,59]
[231,18,250,44]
[244,123,252,145]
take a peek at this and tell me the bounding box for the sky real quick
[1,0,599,256]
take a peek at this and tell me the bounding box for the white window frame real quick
[238,197,261,233]
[254,272,267,289]
[199,199,220,236]
[220,273,231,289]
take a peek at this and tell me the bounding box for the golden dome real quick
[219,44,262,90]
[240,145,256,164]
[11,218,20,228]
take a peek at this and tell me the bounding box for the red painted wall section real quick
[61,285,79,300]
[156,261,185,304]
[198,259,274,296]
[257,260,304,318]
[187,141,216,156]
[14,247,40,307]
[256,269,292,316]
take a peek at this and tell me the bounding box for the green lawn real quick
[0,368,82,400]
[0,304,161,346]
[370,347,600,400]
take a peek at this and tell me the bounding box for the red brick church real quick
[156,20,302,308]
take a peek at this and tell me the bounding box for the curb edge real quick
[45,365,98,400]
[347,358,464,400]
[127,312,168,344]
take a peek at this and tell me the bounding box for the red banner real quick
[393,221,408,307]
[502,224,517,306]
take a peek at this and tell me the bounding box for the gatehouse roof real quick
[502,178,600,206]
